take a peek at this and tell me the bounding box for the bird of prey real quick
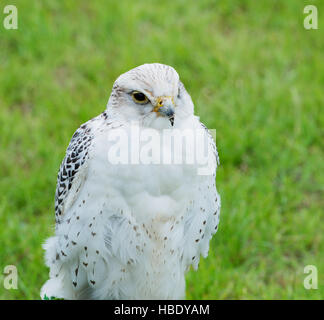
[41,63,221,300]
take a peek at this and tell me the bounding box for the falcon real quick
[41,63,221,300]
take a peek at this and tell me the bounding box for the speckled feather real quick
[41,63,221,300]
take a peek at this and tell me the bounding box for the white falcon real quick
[41,63,221,300]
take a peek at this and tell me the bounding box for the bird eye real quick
[132,91,149,104]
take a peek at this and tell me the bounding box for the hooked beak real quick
[153,96,175,126]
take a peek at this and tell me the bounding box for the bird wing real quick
[181,121,221,270]
[54,114,103,225]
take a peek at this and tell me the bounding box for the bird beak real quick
[153,96,175,126]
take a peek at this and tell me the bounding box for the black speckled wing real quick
[54,119,95,225]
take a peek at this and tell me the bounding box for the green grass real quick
[0,0,323,299]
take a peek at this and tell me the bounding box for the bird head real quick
[107,63,194,128]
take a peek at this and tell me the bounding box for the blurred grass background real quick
[0,0,323,299]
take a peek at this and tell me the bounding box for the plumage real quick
[41,63,221,300]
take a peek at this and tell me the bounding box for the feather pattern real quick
[41,63,221,300]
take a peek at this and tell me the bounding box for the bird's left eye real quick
[132,91,149,104]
